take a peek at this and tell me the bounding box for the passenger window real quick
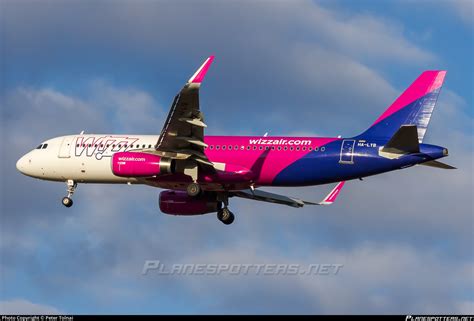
[42,144,48,149]
[277,146,281,151]
[271,146,275,150]
[216,145,220,150]
[296,147,300,151]
[309,147,312,151]
[247,146,250,150]
[290,147,294,151]
[222,145,226,150]
[234,145,238,150]
[302,147,306,151]
[228,145,232,150]
[259,146,263,150]
[210,145,214,150]
[148,145,152,148]
[321,147,325,152]
[265,146,269,150]
[253,146,257,150]
[76,144,80,147]
[284,146,288,151]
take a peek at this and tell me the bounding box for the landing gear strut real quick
[217,193,234,225]
[62,179,77,208]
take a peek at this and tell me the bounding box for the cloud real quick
[0,0,472,315]
[170,241,474,314]
[2,1,435,63]
[451,0,474,26]
[1,66,473,314]
[1,0,438,136]
[0,299,63,314]
[0,82,164,233]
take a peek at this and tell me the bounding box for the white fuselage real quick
[16,134,160,183]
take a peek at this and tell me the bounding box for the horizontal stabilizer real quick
[381,125,420,154]
[420,160,456,169]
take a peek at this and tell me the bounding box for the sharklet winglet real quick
[318,181,346,205]
[188,56,215,84]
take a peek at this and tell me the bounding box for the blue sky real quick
[0,0,473,314]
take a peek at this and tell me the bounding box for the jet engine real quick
[111,151,174,177]
[159,190,221,215]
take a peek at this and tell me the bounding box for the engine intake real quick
[159,190,220,215]
[112,151,174,177]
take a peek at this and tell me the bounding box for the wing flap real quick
[179,117,208,128]
[233,189,308,208]
[233,182,346,208]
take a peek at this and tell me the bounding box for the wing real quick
[232,181,346,208]
[154,56,215,166]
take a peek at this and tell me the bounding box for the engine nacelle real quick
[112,151,174,177]
[159,190,220,215]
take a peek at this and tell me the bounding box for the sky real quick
[0,0,473,315]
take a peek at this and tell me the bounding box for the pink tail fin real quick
[359,71,446,142]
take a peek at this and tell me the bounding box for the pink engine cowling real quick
[159,190,221,215]
[111,151,174,177]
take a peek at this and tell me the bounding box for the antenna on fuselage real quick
[80,130,85,135]
[263,132,268,137]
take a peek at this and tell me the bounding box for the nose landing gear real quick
[62,179,77,208]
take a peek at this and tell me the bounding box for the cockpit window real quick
[36,144,43,149]
[42,144,48,149]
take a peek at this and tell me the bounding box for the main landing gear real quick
[217,193,234,225]
[186,182,201,197]
[62,179,77,208]
[217,207,235,225]
[186,183,235,225]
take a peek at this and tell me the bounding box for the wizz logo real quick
[75,136,140,160]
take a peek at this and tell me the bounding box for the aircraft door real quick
[58,136,75,158]
[339,139,355,164]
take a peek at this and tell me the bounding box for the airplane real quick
[16,56,454,225]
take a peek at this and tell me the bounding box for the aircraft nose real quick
[16,154,27,173]
[16,153,32,175]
